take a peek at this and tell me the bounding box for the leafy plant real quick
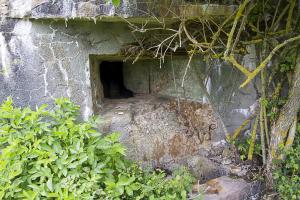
[0,97,194,199]
[279,49,297,73]
[274,122,300,200]
[230,134,261,161]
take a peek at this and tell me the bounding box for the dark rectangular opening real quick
[100,61,133,99]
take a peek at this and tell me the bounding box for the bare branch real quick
[240,35,300,88]
[224,0,250,57]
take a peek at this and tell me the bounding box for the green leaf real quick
[112,0,121,6]
[118,176,135,186]
[22,190,37,200]
[47,193,59,198]
[125,186,133,196]
[47,178,53,192]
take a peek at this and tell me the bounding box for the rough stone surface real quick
[98,95,228,181]
[198,176,258,200]
[187,156,227,182]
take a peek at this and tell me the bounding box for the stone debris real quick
[196,176,254,200]
[229,165,248,177]
[221,158,232,165]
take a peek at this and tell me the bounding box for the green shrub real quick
[0,98,194,200]
[274,122,300,200]
[228,134,261,161]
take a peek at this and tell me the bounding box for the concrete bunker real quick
[0,1,262,195]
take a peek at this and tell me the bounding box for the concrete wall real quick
[1,0,146,18]
[123,56,207,101]
[0,19,134,119]
[1,0,236,21]
[0,16,259,133]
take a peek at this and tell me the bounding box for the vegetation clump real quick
[0,98,194,199]
[274,121,300,200]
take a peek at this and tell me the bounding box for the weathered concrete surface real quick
[179,4,236,18]
[0,19,134,119]
[123,56,207,101]
[3,0,139,18]
[1,0,236,20]
[0,16,260,133]
[0,0,259,133]
[208,59,259,134]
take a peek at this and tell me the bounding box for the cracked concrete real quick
[1,0,159,19]
[2,0,236,22]
[0,18,134,119]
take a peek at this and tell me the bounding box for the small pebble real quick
[222,159,232,165]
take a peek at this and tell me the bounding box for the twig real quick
[270,4,289,31]
[224,0,250,57]
[270,0,281,29]
[240,35,300,88]
[181,51,195,87]
[230,1,254,54]
[182,21,204,53]
[286,0,296,32]
[260,100,266,165]
[232,119,251,140]
[248,116,259,160]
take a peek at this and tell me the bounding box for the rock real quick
[222,146,231,157]
[200,176,254,200]
[221,158,232,165]
[187,156,227,182]
[229,165,248,177]
[97,95,228,182]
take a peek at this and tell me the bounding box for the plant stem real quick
[248,116,258,161]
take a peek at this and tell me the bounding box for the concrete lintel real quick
[3,4,236,24]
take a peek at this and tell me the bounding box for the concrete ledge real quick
[179,4,236,18]
[2,0,236,22]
